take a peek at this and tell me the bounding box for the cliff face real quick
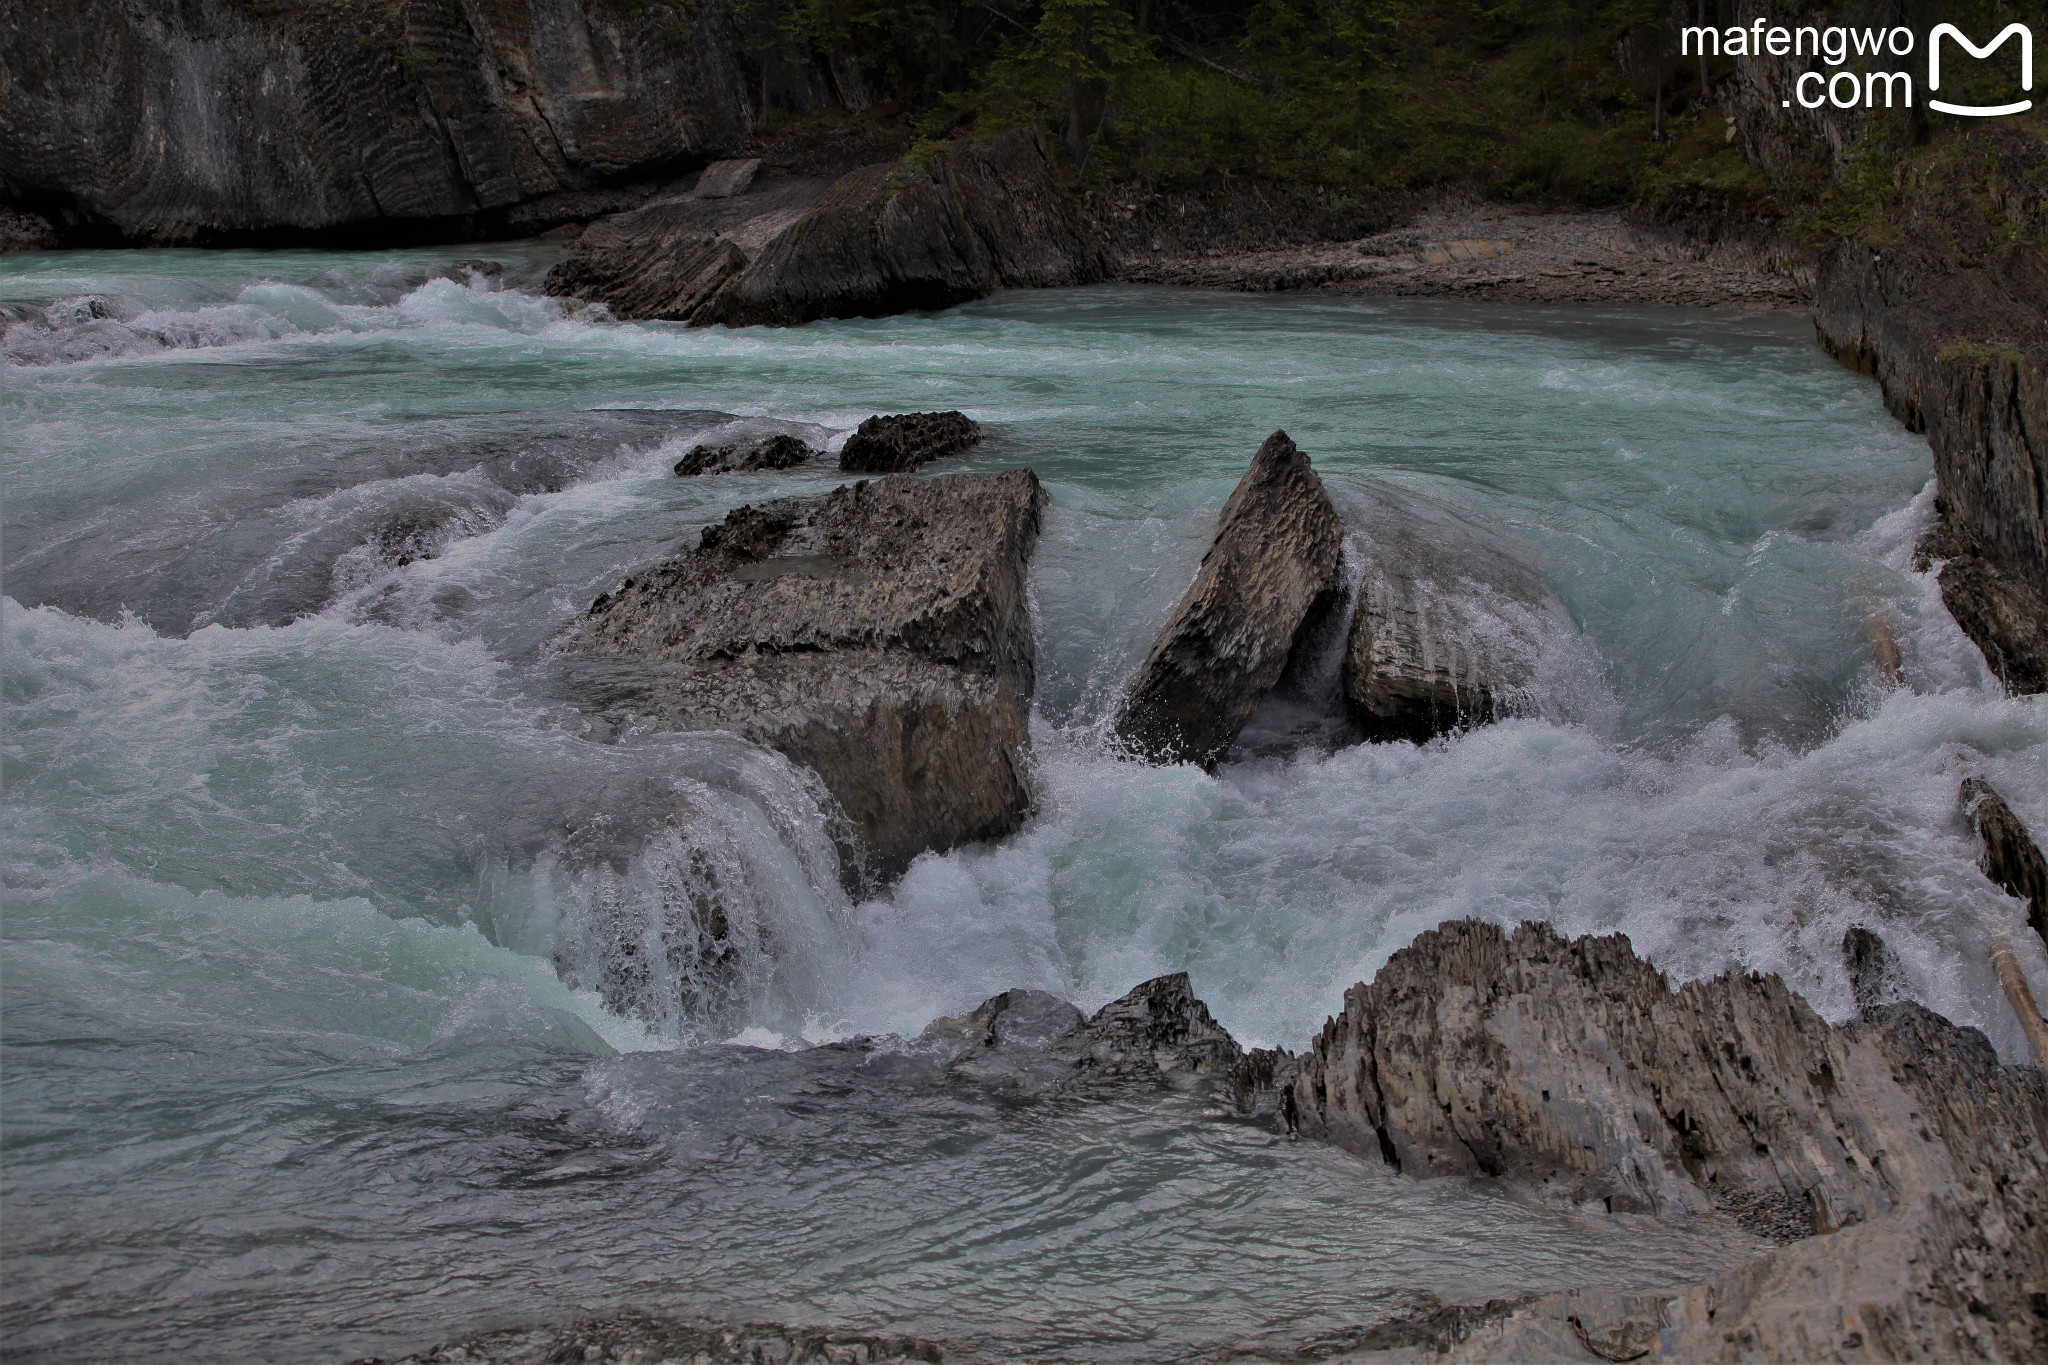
[0,0,755,244]
[1716,20,2048,693]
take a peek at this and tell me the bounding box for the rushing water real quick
[4,247,2045,1363]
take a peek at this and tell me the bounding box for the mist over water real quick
[5,247,2044,1361]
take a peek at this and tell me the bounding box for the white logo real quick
[1928,22,2032,116]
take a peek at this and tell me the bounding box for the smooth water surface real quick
[5,247,2045,1362]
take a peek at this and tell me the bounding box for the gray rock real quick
[918,972,1247,1094]
[673,432,817,477]
[1340,483,1554,743]
[1114,430,1344,767]
[693,158,761,199]
[700,128,1107,327]
[546,211,748,322]
[1965,777,2048,951]
[1289,919,2048,1362]
[561,470,1045,882]
[0,0,753,244]
[364,1312,946,1365]
[838,411,982,474]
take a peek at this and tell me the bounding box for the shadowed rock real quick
[674,432,817,477]
[0,0,755,245]
[1965,777,2048,951]
[546,210,747,322]
[839,411,982,474]
[561,470,1044,883]
[918,972,1246,1093]
[699,128,1106,327]
[1114,430,1344,767]
[1286,919,2048,1361]
[1843,924,1910,1016]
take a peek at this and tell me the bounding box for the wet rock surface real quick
[701,129,1108,328]
[674,433,818,477]
[1340,484,1555,743]
[1290,919,2048,1362]
[362,1313,947,1365]
[561,470,1045,883]
[1114,430,1344,767]
[1966,777,2048,951]
[838,412,983,474]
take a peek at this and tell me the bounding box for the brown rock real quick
[839,411,982,474]
[545,207,747,322]
[1113,431,1343,767]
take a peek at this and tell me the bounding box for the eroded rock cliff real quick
[0,0,754,244]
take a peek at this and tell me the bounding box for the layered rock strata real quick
[0,0,753,244]
[560,470,1044,882]
[673,433,816,477]
[1288,919,2048,1361]
[1114,431,1344,766]
[839,411,983,474]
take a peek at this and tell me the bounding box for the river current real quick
[3,248,2044,1362]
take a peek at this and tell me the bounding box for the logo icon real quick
[1928,22,2032,116]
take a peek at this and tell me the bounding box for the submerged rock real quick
[673,432,817,477]
[1114,430,1344,766]
[1340,482,1554,743]
[561,470,1044,883]
[839,411,983,474]
[1965,776,2048,950]
[1288,919,2048,1361]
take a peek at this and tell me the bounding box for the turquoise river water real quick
[3,247,2045,1362]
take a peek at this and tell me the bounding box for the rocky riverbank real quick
[369,918,2048,1364]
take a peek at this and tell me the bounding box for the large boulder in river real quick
[698,128,1107,328]
[1114,431,1343,767]
[839,411,982,474]
[561,470,1044,883]
[673,432,817,477]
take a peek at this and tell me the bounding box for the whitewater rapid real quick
[4,246,2044,1361]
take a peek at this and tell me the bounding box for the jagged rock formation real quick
[368,1312,946,1365]
[0,0,753,245]
[1966,777,2048,950]
[1289,919,2048,1362]
[673,432,816,477]
[918,972,1248,1093]
[1719,48,2048,694]
[560,470,1044,882]
[1340,483,1553,743]
[700,128,1109,327]
[839,411,982,474]
[1114,431,1344,766]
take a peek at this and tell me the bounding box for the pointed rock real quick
[1114,431,1343,767]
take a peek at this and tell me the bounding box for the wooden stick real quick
[1989,936,2048,1068]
